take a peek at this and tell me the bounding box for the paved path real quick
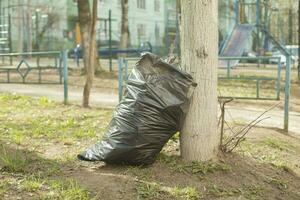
[0,84,119,108]
[225,104,300,135]
[0,83,299,135]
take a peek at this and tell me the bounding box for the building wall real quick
[0,0,70,52]
[96,0,166,47]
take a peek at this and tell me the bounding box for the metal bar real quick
[62,50,68,105]
[0,51,61,57]
[284,55,291,132]
[218,96,278,100]
[7,70,9,83]
[256,80,260,98]
[38,67,41,83]
[227,60,230,77]
[125,59,128,81]
[54,57,58,68]
[59,53,63,84]
[219,56,280,60]
[218,77,276,81]
[0,81,61,85]
[118,57,123,102]
[8,14,12,65]
[276,58,282,100]
[256,0,261,68]
[234,0,239,24]
[109,9,112,72]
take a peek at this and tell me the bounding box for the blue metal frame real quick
[62,50,68,105]
[118,57,129,102]
[219,56,282,100]
[0,51,63,84]
[284,55,291,131]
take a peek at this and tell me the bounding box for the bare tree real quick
[78,0,98,107]
[180,0,219,161]
[119,0,129,57]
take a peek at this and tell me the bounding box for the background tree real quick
[119,0,129,56]
[77,0,98,107]
[180,0,219,161]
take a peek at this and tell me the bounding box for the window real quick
[137,0,146,9]
[154,0,160,12]
[137,24,146,42]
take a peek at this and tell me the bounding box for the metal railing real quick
[0,50,69,104]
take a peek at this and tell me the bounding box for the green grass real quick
[0,144,29,173]
[207,184,242,197]
[0,179,10,196]
[0,93,111,145]
[22,176,45,191]
[136,181,201,200]
[42,179,92,200]
[136,181,164,199]
[158,153,231,175]
[237,140,291,170]
[170,186,201,200]
[263,137,295,152]
[266,177,289,191]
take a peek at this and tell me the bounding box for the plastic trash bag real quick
[78,53,196,165]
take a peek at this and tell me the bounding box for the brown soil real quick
[59,127,300,199]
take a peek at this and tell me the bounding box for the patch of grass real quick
[0,179,10,196]
[170,132,180,142]
[237,140,291,170]
[237,184,266,199]
[22,176,44,191]
[171,186,201,200]
[0,93,112,145]
[136,181,163,199]
[207,184,242,198]
[259,154,289,169]
[266,177,289,191]
[0,145,29,173]
[11,129,25,145]
[125,166,153,180]
[0,93,32,102]
[38,96,55,107]
[40,179,92,200]
[158,153,231,175]
[263,137,295,151]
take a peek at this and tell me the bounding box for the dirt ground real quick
[0,62,300,199]
[0,93,300,199]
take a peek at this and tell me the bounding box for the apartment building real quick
[0,0,170,52]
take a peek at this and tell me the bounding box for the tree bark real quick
[119,0,129,57]
[78,0,98,107]
[180,0,219,161]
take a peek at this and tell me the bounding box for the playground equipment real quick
[219,24,253,68]
[0,50,69,104]
[219,0,292,132]
[0,15,11,54]
[98,10,152,71]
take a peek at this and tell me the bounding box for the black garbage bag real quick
[78,53,196,165]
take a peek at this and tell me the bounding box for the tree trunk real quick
[119,0,129,57]
[180,0,219,161]
[78,0,98,107]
